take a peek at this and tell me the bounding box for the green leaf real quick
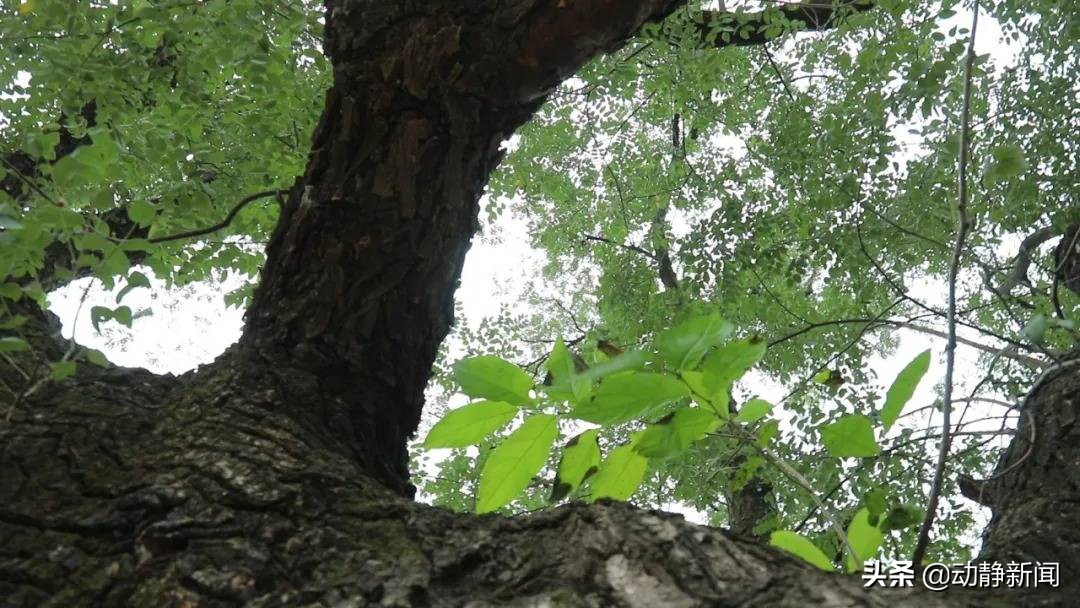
[0,215,23,230]
[577,350,649,383]
[880,349,930,430]
[128,200,156,226]
[547,338,576,381]
[844,508,884,572]
[1022,314,1049,346]
[769,531,835,571]
[984,143,1028,184]
[633,406,719,459]
[701,337,766,394]
[590,444,648,501]
[116,271,152,303]
[453,356,534,407]
[544,338,581,402]
[758,419,780,447]
[551,429,601,501]
[734,398,772,424]
[112,305,133,328]
[880,505,924,533]
[0,282,22,300]
[654,312,733,370]
[863,488,888,526]
[571,371,690,425]
[90,305,112,332]
[821,414,880,458]
[84,349,110,367]
[100,247,130,277]
[0,336,30,353]
[811,369,831,384]
[681,370,729,418]
[476,414,558,513]
[50,360,77,381]
[423,401,519,448]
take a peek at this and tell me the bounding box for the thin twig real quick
[147,189,286,244]
[753,441,860,567]
[912,1,979,566]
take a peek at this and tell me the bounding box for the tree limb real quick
[696,1,874,48]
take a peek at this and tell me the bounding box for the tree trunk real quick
[2,1,1076,606]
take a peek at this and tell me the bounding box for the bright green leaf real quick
[454,355,534,407]
[880,350,930,431]
[551,429,601,501]
[0,336,30,353]
[423,401,519,448]
[734,398,772,424]
[476,414,558,513]
[821,414,880,458]
[571,371,690,425]
[84,349,109,367]
[654,312,733,370]
[984,143,1028,184]
[128,200,156,226]
[844,508,884,572]
[770,531,835,571]
[590,444,648,501]
[701,337,766,394]
[633,406,720,459]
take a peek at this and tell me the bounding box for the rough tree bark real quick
[2,1,1077,606]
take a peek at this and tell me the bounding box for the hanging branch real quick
[146,189,287,244]
[911,0,980,567]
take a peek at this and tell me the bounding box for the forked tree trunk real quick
[2,2,1077,606]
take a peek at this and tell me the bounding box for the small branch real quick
[696,1,875,49]
[147,189,286,244]
[753,440,860,568]
[769,317,1047,369]
[912,1,979,567]
[581,234,657,261]
[990,226,1055,296]
[762,45,795,103]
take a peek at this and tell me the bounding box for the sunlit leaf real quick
[423,401,519,448]
[571,371,690,425]
[821,414,879,458]
[590,444,648,501]
[454,355,534,407]
[701,337,766,395]
[477,414,558,513]
[770,531,834,571]
[655,312,733,370]
[880,350,930,431]
[633,407,720,459]
[844,508,883,572]
[734,398,772,424]
[551,429,601,501]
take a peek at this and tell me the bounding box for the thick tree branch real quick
[241,0,690,495]
[697,1,874,48]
